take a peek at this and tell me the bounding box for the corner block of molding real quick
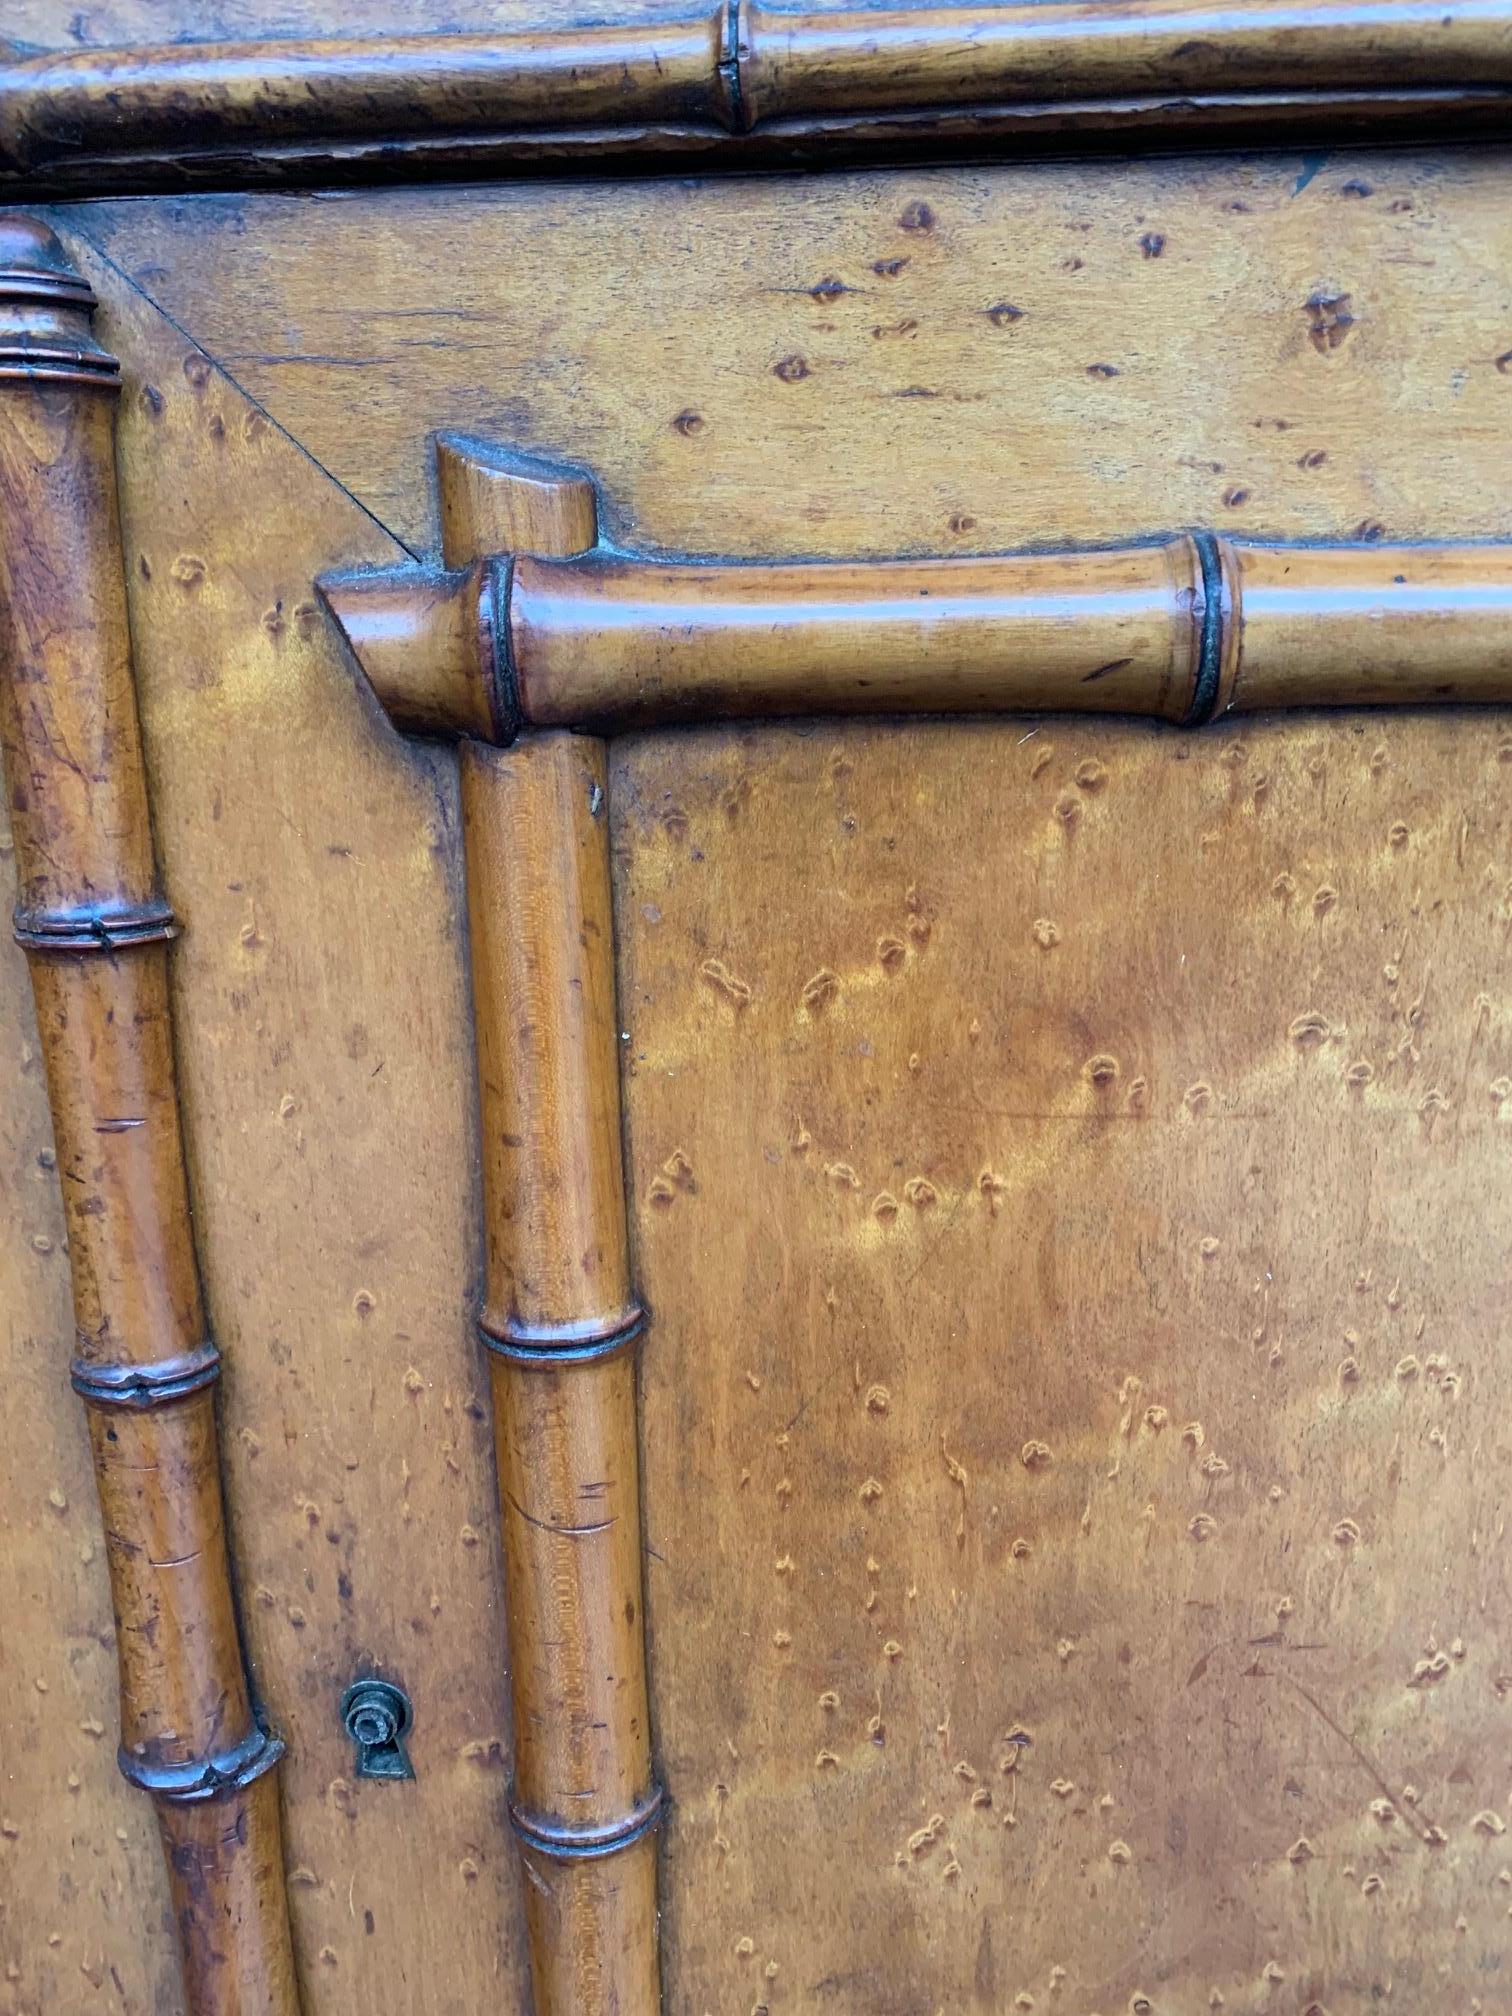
[434,432,598,566]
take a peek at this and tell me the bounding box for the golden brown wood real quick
[94,157,1512,566]
[615,707,1512,2013]
[1227,538,1512,712]
[12,134,1512,2015]
[7,2,1512,194]
[518,1831,662,2016]
[0,216,299,2014]
[508,541,1206,728]
[328,522,1512,739]
[738,0,1512,120]
[0,16,733,169]
[439,449,663,2015]
[490,1346,654,1834]
[467,733,640,1353]
[436,435,599,573]
[66,230,532,2013]
[0,810,182,2011]
[321,561,502,743]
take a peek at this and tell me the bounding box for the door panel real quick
[617,711,1512,2012]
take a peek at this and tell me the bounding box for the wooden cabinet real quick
[2,9,1511,2012]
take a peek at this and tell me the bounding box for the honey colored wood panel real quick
[0,819,186,2016]
[9,159,1511,2013]
[70,151,1512,561]
[32,237,530,2014]
[613,711,1512,2014]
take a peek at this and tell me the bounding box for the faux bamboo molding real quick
[6,0,1512,193]
[381,439,664,2016]
[321,440,1512,2012]
[739,0,1512,120]
[0,217,301,2016]
[323,514,1512,741]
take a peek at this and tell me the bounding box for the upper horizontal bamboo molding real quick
[5,0,1512,192]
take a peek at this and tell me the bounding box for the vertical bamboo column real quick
[437,437,663,2015]
[0,217,300,2015]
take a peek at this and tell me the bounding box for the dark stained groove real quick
[1185,528,1226,727]
[507,1783,667,1861]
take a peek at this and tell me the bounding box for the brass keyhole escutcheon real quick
[341,1678,414,1781]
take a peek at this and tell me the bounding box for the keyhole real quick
[341,1678,414,1781]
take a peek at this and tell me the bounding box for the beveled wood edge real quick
[6,1,1512,197]
[15,94,1512,203]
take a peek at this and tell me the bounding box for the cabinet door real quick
[4,147,1511,2016]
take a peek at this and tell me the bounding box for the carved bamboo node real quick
[333,436,663,2015]
[71,1340,223,1408]
[0,214,120,386]
[13,895,180,951]
[508,1783,667,1861]
[477,1304,648,1367]
[119,1721,287,1803]
[1189,528,1227,726]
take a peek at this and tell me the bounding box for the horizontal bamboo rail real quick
[6,0,1512,192]
[0,217,300,2015]
[434,440,663,2016]
[322,525,1512,741]
[741,0,1512,118]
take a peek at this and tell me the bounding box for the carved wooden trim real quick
[0,218,301,2016]
[321,442,1512,2003]
[328,433,1512,2007]
[386,441,665,2016]
[5,2,1512,194]
[324,525,1512,742]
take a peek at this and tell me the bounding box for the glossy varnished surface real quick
[1231,540,1512,710]
[0,218,300,2013]
[741,0,1512,116]
[0,820,185,2015]
[328,528,1512,742]
[435,441,663,2013]
[509,542,1205,728]
[466,734,637,1346]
